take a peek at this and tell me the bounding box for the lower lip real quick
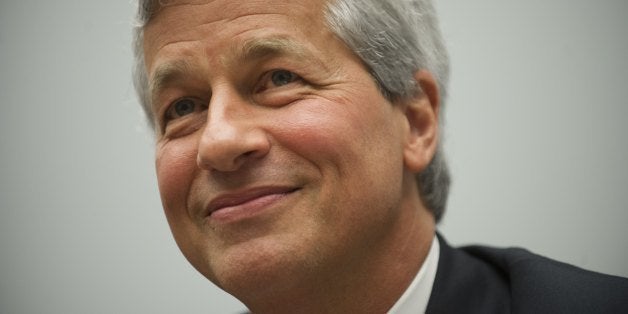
[208,191,295,224]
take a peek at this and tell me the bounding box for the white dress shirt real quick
[387,236,440,314]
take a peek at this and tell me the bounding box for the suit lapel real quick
[425,234,511,314]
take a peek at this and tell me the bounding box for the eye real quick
[165,98,200,121]
[256,69,303,94]
[270,70,299,87]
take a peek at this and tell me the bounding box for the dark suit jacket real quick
[426,234,628,313]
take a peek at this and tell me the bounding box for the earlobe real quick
[402,70,440,173]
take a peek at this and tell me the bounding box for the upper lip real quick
[206,186,300,215]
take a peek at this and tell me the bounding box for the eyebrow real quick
[148,59,194,108]
[235,36,309,62]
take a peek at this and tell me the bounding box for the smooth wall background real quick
[1,1,626,313]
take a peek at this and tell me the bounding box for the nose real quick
[196,93,270,172]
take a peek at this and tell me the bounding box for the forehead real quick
[143,0,329,68]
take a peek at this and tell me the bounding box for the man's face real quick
[144,0,416,295]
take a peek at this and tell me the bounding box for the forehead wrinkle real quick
[221,36,325,71]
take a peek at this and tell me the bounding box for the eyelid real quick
[257,69,303,93]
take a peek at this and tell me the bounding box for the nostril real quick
[242,150,256,158]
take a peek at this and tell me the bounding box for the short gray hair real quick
[132,0,451,221]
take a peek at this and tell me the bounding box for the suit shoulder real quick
[461,244,628,314]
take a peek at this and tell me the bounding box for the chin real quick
[199,234,312,296]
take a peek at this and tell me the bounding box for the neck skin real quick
[242,173,436,314]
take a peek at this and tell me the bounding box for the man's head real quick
[133,0,449,311]
[134,0,450,221]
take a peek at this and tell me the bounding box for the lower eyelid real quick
[162,109,207,134]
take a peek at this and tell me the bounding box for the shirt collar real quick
[387,235,440,314]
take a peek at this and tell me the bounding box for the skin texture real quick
[143,0,440,312]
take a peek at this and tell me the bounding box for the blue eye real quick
[270,70,298,86]
[169,99,196,118]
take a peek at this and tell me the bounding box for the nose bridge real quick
[197,89,269,172]
[206,93,240,136]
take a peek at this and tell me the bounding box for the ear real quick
[402,70,441,173]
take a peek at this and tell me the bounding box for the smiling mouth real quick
[206,186,300,222]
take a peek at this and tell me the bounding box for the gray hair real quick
[132,0,451,221]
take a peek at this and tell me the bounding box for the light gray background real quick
[1,1,626,313]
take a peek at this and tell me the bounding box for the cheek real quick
[272,97,398,169]
[270,97,404,210]
[272,100,360,159]
[269,98,406,253]
[155,139,199,219]
[155,139,219,280]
